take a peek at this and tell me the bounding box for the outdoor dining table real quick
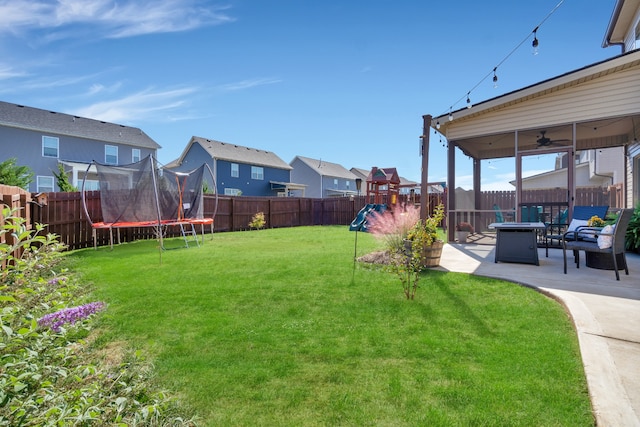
[488,222,547,266]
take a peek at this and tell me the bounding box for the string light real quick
[435,0,564,121]
[436,120,441,129]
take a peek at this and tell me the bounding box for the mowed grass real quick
[68,226,592,426]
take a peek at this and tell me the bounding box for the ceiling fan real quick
[536,130,570,147]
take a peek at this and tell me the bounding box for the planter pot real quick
[403,239,444,268]
[421,240,444,268]
[456,231,470,243]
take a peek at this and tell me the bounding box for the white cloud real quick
[218,78,282,92]
[0,0,235,39]
[86,81,122,96]
[0,65,27,80]
[72,86,198,123]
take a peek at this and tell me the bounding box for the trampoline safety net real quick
[90,155,207,224]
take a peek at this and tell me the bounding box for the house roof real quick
[180,137,292,170]
[293,156,357,179]
[0,100,160,149]
[350,167,370,181]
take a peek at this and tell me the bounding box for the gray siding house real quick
[168,137,305,197]
[290,156,358,198]
[0,101,160,192]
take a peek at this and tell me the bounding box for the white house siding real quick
[445,59,640,141]
[623,9,640,51]
[628,141,640,207]
[589,147,624,184]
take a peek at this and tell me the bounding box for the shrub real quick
[368,204,445,299]
[249,211,266,229]
[626,203,640,251]
[0,206,196,425]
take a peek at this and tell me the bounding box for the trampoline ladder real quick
[179,222,200,248]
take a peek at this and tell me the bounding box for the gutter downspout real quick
[601,0,626,53]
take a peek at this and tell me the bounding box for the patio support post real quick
[447,139,456,242]
[473,158,481,229]
[420,115,431,222]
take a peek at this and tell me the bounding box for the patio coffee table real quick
[489,222,547,265]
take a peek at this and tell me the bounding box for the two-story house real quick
[0,101,160,192]
[515,147,625,190]
[168,136,305,197]
[290,156,358,198]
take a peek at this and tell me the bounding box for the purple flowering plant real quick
[38,301,106,332]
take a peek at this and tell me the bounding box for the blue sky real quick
[0,0,618,190]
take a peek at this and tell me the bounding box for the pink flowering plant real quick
[367,203,445,299]
[368,204,420,254]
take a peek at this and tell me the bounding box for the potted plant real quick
[455,222,474,243]
[406,203,445,268]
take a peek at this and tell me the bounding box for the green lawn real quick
[68,226,592,426]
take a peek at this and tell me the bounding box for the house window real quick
[224,188,242,196]
[132,148,141,163]
[42,136,59,158]
[83,180,100,191]
[231,163,239,177]
[346,180,350,189]
[105,145,118,164]
[333,178,338,187]
[37,176,54,192]
[635,22,640,50]
[251,166,264,180]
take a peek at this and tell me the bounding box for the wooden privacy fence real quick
[458,185,624,233]
[0,185,32,266]
[20,192,445,250]
[1,183,622,251]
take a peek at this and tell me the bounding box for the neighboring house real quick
[350,167,369,195]
[431,0,640,236]
[0,100,160,192]
[169,136,305,197]
[515,147,625,190]
[351,166,441,196]
[290,156,358,198]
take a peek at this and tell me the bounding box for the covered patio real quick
[423,49,640,243]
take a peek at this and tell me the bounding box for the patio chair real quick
[493,204,514,223]
[545,205,608,256]
[562,208,633,280]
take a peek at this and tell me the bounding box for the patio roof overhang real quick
[431,50,640,161]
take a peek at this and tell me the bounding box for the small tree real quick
[53,163,77,192]
[0,157,34,189]
[249,211,266,230]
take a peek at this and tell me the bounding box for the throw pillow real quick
[597,225,615,249]
[567,219,588,232]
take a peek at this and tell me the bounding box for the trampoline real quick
[81,155,218,249]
